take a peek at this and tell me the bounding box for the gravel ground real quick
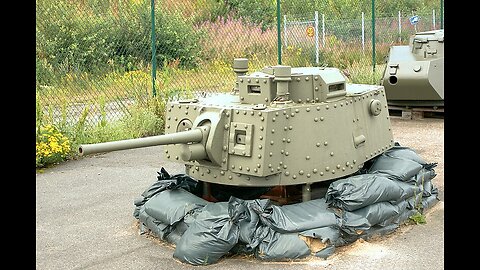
[36,115,444,270]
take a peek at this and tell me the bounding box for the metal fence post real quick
[372,0,376,72]
[151,0,157,97]
[315,11,319,65]
[283,15,288,47]
[440,0,444,29]
[432,9,436,30]
[277,0,282,64]
[398,10,402,42]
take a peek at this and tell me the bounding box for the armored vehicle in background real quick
[381,29,444,109]
[79,58,394,200]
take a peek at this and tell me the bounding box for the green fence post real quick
[151,0,157,97]
[277,0,282,65]
[440,0,444,29]
[371,0,376,73]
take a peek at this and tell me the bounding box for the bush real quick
[36,124,71,168]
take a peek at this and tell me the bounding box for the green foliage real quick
[409,212,427,225]
[36,0,203,85]
[36,124,72,168]
[224,0,276,30]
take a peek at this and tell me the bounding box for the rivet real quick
[243,111,247,115]
[283,165,288,169]
[240,97,245,101]
[346,161,350,166]
[178,104,182,108]
[306,108,310,112]
[324,141,328,146]
[282,138,286,142]
[320,117,324,121]
[236,110,239,114]
[307,173,311,178]
[258,154,262,159]
[281,149,285,154]
[270,168,274,172]
[291,113,295,117]
[247,79,251,82]
[275,112,279,116]
[350,164,354,169]
[325,166,330,171]
[277,166,281,170]
[306,156,310,160]
[263,79,267,83]
[283,111,287,115]
[272,117,276,122]
[332,170,335,174]
[271,129,275,133]
[336,164,340,169]
[166,155,170,158]
[330,152,334,156]
[239,166,242,170]
[170,104,174,108]
[326,105,329,109]
[250,111,254,115]
[261,117,265,121]
[295,109,299,113]
[299,170,304,175]
[298,99,302,103]
[257,164,261,168]
[214,174,217,178]
[269,152,273,156]
[320,172,324,176]
[316,106,320,111]
[222,158,226,163]
[175,156,179,160]
[289,126,293,130]
[260,126,264,131]
[165,150,169,153]
[224,124,229,130]
[242,151,246,156]
[166,125,170,128]
[270,141,274,145]
[268,164,272,168]
[305,77,309,81]
[265,98,269,102]
[167,116,171,120]
[256,79,259,83]
[286,115,289,119]
[285,171,290,176]
[258,145,263,149]
[284,127,288,131]
[315,87,319,91]
[334,104,337,108]
[292,175,297,179]
[353,159,356,164]
[296,78,301,81]
[223,146,227,151]
[313,169,318,173]
[342,167,346,171]
[314,76,318,80]
[254,168,258,172]
[287,138,291,143]
[259,135,263,140]
[240,79,243,82]
[246,167,250,171]
[228,175,233,180]
[285,152,289,156]
[316,142,321,147]
[314,117,319,122]
[231,165,235,169]
[221,170,225,175]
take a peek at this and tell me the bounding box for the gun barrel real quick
[78,128,203,156]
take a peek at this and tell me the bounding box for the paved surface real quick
[36,117,444,270]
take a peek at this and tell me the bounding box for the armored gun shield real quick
[381,29,444,107]
[79,59,394,188]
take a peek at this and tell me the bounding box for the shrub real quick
[36,124,71,168]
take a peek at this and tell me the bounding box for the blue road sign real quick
[409,15,419,25]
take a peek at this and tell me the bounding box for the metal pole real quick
[398,10,401,42]
[361,12,365,52]
[283,15,288,47]
[432,9,436,30]
[322,14,325,48]
[440,0,444,29]
[277,0,282,64]
[151,0,157,97]
[315,11,319,65]
[372,0,376,72]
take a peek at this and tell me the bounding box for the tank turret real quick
[80,58,395,196]
[381,29,444,107]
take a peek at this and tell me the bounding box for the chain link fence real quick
[36,0,443,131]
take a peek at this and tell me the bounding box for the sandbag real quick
[173,202,240,265]
[254,226,311,261]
